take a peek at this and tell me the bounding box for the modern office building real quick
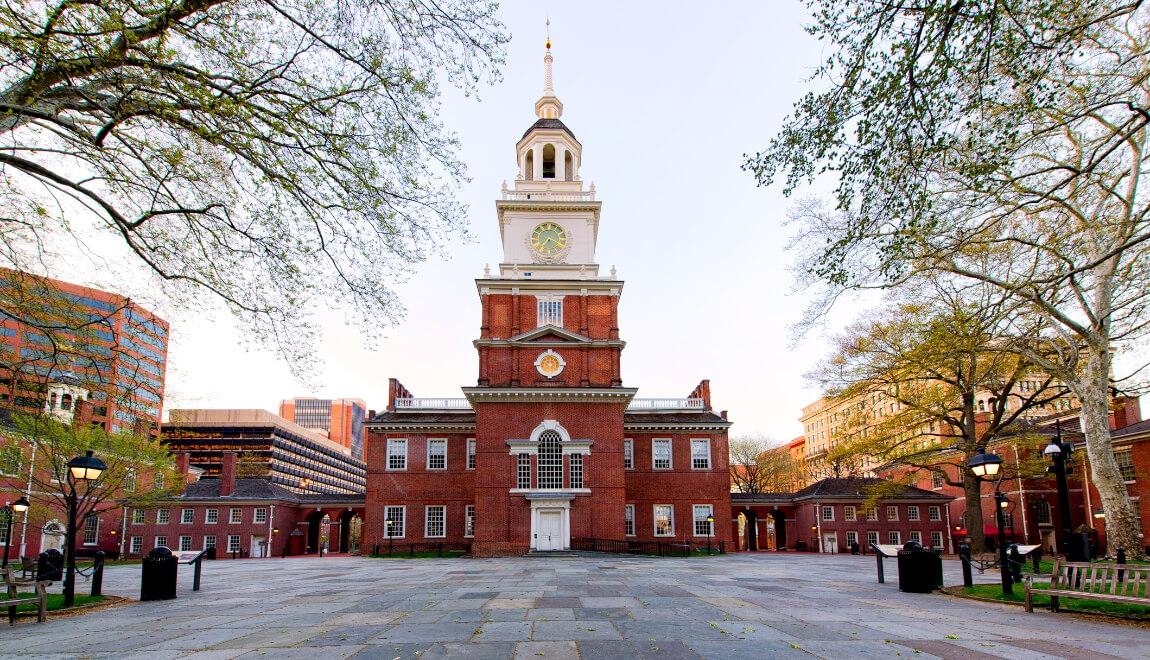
[278,397,367,459]
[365,39,733,556]
[163,409,367,495]
[0,268,168,436]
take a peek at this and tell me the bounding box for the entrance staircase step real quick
[525,550,580,557]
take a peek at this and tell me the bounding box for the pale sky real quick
[70,2,875,440]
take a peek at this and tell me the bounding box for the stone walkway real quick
[4,553,1148,659]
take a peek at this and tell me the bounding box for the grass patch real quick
[2,593,106,613]
[958,583,1150,619]
[368,550,467,559]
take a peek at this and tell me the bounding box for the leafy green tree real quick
[0,0,508,374]
[748,0,1149,557]
[729,435,803,494]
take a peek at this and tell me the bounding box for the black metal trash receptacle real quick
[141,546,178,601]
[896,541,943,593]
[36,548,64,581]
[205,546,217,560]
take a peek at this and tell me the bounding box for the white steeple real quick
[536,20,563,120]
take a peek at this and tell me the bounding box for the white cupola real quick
[515,32,583,185]
[44,374,89,425]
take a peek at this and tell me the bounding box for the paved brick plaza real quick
[4,554,1148,659]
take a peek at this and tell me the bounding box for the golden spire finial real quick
[545,17,551,49]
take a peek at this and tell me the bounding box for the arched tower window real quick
[537,430,562,489]
[61,393,73,411]
[542,144,556,179]
[564,151,573,181]
[524,150,534,180]
[49,392,58,409]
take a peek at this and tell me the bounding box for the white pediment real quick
[507,325,590,344]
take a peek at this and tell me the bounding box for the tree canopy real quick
[0,0,508,373]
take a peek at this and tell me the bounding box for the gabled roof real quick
[506,325,590,344]
[1114,418,1150,439]
[180,478,298,501]
[794,477,953,502]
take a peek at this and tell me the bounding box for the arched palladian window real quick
[542,144,556,179]
[524,150,534,180]
[564,151,573,181]
[537,430,563,489]
[61,393,73,411]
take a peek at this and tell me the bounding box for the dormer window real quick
[542,144,556,178]
[537,297,562,327]
[61,393,73,411]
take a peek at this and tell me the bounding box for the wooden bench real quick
[1,567,48,625]
[1024,558,1150,613]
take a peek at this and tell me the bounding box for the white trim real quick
[424,505,446,538]
[624,504,635,537]
[384,505,406,539]
[529,499,571,551]
[509,488,591,495]
[692,504,714,537]
[623,438,633,470]
[653,504,675,537]
[467,438,477,470]
[427,438,448,470]
[180,508,194,524]
[534,349,566,379]
[690,438,712,470]
[652,438,672,470]
[387,438,408,471]
[464,505,476,538]
[821,505,834,522]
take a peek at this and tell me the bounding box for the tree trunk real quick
[963,470,987,553]
[1077,351,1143,559]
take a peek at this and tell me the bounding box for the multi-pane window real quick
[1116,449,1135,481]
[227,535,241,553]
[931,531,943,549]
[464,505,476,538]
[844,505,857,522]
[467,439,477,470]
[570,453,584,489]
[82,514,99,545]
[155,535,168,549]
[203,535,217,550]
[654,505,674,536]
[928,505,942,522]
[206,508,219,524]
[1035,500,1051,525]
[124,469,137,492]
[846,531,858,547]
[130,536,143,554]
[517,454,531,489]
[387,439,408,470]
[693,505,714,537]
[179,536,193,551]
[652,439,672,470]
[886,506,899,521]
[908,506,920,522]
[254,508,268,523]
[866,508,878,522]
[229,508,242,524]
[931,472,945,489]
[821,506,834,522]
[623,439,633,470]
[538,431,563,489]
[384,506,405,538]
[625,505,635,536]
[181,509,194,524]
[425,506,446,538]
[887,531,900,545]
[537,298,563,327]
[132,509,145,525]
[427,439,447,470]
[908,531,921,545]
[155,472,165,489]
[157,508,171,524]
[691,439,711,469]
[867,531,879,547]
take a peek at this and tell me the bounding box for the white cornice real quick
[622,422,733,431]
[462,387,638,405]
[475,277,623,296]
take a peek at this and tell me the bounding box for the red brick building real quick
[365,42,732,557]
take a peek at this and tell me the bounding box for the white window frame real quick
[693,504,714,537]
[82,514,99,545]
[467,438,477,470]
[424,505,446,538]
[928,505,942,522]
[387,438,408,471]
[1116,448,1135,482]
[130,536,143,554]
[229,508,242,524]
[427,438,447,470]
[907,506,920,522]
[155,535,168,549]
[886,505,899,521]
[652,439,672,470]
[623,438,633,470]
[203,535,217,550]
[569,453,584,489]
[464,505,475,538]
[845,531,858,547]
[844,505,857,522]
[227,534,241,553]
[132,509,145,525]
[625,504,635,537]
[156,508,170,524]
[181,508,194,524]
[930,531,943,549]
[931,472,945,489]
[867,531,879,547]
[821,505,834,522]
[179,535,193,551]
[384,506,406,538]
[908,531,922,545]
[866,508,878,522]
[690,438,712,470]
[517,453,531,489]
[654,504,675,537]
[887,531,901,545]
[254,508,268,524]
[206,508,219,524]
[536,296,563,327]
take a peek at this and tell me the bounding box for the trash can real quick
[896,541,943,593]
[36,548,63,581]
[205,546,217,560]
[141,546,178,601]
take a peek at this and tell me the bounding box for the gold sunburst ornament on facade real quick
[535,349,565,379]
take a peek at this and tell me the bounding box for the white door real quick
[40,521,65,554]
[252,535,266,557]
[537,511,562,551]
[822,533,838,554]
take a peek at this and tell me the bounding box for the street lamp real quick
[967,447,1012,596]
[63,450,106,607]
[706,515,714,555]
[1043,427,1084,561]
[2,496,29,568]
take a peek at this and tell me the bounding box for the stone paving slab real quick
[6,553,1150,659]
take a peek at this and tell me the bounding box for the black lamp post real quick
[63,450,106,607]
[968,447,1011,596]
[706,515,714,555]
[2,496,30,568]
[1043,427,1083,561]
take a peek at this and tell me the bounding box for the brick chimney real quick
[219,451,238,497]
[1111,396,1143,430]
[75,398,95,426]
[174,452,193,484]
[132,417,153,438]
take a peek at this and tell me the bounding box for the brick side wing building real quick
[365,39,733,556]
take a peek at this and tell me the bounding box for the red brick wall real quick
[624,432,731,544]
[795,501,953,552]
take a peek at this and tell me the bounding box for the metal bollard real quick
[90,551,105,596]
[875,550,885,584]
[1117,547,1127,583]
[1032,547,1042,574]
[959,543,972,588]
[1009,545,1023,584]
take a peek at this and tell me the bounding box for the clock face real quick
[531,222,568,256]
